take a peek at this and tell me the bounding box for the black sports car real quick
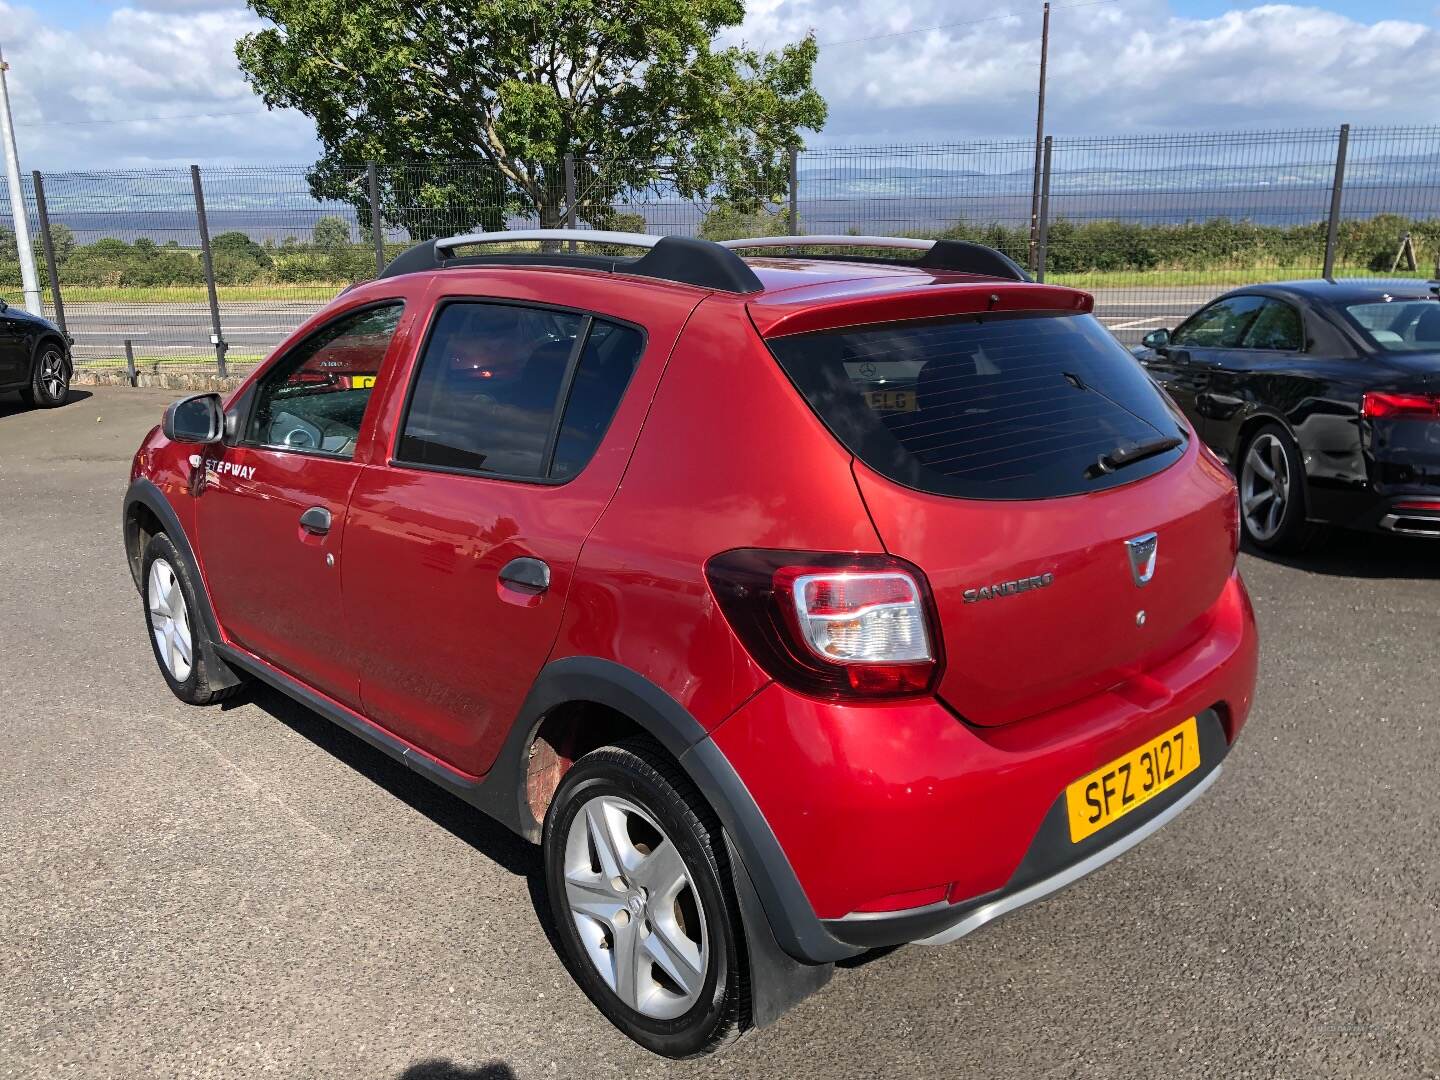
[1132,279,1440,551]
[0,299,72,409]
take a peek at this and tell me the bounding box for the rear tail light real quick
[705,550,942,700]
[1362,392,1440,419]
[1392,500,1440,512]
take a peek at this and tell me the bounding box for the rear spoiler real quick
[747,281,1095,339]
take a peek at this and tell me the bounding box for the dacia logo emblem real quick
[1125,532,1158,587]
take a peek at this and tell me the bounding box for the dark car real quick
[1133,279,1440,551]
[124,231,1256,1057]
[0,299,72,408]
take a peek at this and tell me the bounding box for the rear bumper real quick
[709,570,1257,954]
[824,712,1229,949]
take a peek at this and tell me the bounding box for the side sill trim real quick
[916,764,1223,946]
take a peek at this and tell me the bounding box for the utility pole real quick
[1027,2,1051,274]
[0,43,41,314]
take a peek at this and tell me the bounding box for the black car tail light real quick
[1362,391,1440,419]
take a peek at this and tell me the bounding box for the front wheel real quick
[1239,423,1310,552]
[141,534,243,705]
[20,344,70,408]
[542,738,750,1058]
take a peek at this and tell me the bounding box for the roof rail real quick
[718,235,1032,282]
[377,229,764,293]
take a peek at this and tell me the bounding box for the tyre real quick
[141,533,243,705]
[1238,423,1310,552]
[19,342,70,408]
[543,737,750,1058]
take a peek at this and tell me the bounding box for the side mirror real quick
[0,298,8,312]
[162,393,225,444]
[1142,328,1171,351]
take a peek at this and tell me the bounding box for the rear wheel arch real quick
[500,657,858,967]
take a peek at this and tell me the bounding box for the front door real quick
[193,301,406,708]
[0,305,29,386]
[1152,294,1267,442]
[342,299,650,776]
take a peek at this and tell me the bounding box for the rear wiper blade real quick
[1085,435,1182,478]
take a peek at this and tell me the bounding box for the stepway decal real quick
[189,454,256,481]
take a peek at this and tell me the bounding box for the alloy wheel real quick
[39,349,68,401]
[562,794,709,1020]
[147,559,194,682]
[1240,432,1290,542]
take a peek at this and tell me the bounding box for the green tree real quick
[236,0,825,238]
[312,215,351,252]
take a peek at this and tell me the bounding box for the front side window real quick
[1242,300,1304,351]
[246,302,403,457]
[1171,296,1266,349]
[396,302,643,480]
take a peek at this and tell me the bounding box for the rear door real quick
[194,301,407,708]
[766,309,1238,727]
[341,291,676,777]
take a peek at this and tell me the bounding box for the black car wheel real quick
[1239,423,1310,552]
[20,344,71,408]
[543,737,750,1058]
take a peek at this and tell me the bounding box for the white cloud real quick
[737,1,1440,141]
[7,0,1440,172]
[3,1,315,171]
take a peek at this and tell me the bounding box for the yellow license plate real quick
[1065,717,1200,843]
[865,389,917,412]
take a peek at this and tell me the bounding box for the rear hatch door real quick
[762,301,1239,726]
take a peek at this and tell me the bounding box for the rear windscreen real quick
[766,311,1187,500]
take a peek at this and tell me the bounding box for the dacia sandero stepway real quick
[123,231,1258,1057]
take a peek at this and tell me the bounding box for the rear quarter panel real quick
[555,294,885,731]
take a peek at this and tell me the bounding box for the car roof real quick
[1240,278,1440,304]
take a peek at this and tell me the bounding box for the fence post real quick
[367,162,385,277]
[30,170,65,335]
[124,338,137,388]
[190,165,227,377]
[787,146,799,235]
[1035,136,1053,283]
[563,153,577,252]
[1323,123,1350,280]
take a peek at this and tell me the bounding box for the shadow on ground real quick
[0,388,93,417]
[396,1060,516,1080]
[1243,526,1440,580]
[235,683,539,881]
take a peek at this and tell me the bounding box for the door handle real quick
[299,506,332,535]
[498,556,550,593]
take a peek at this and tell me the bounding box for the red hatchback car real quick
[123,231,1258,1057]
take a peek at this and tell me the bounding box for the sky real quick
[7,0,1440,171]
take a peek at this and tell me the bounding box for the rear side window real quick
[766,312,1187,500]
[397,302,642,480]
[1242,300,1303,351]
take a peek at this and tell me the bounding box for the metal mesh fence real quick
[3,124,1438,371]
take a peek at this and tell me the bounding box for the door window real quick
[397,302,643,480]
[1241,300,1303,351]
[1171,296,1266,348]
[246,302,404,457]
